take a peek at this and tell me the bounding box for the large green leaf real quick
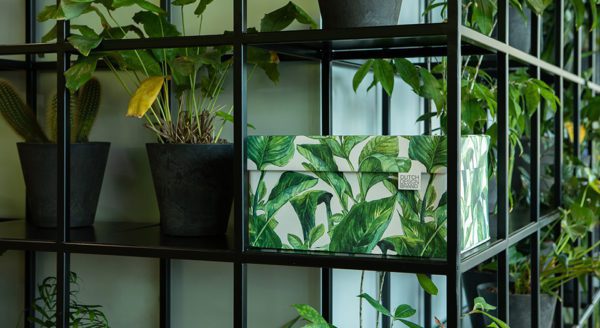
[358,293,391,317]
[248,136,295,170]
[133,11,180,38]
[358,136,399,165]
[378,235,423,256]
[64,55,99,92]
[416,274,438,295]
[250,214,282,248]
[260,1,318,32]
[342,136,368,157]
[353,60,373,92]
[329,196,396,253]
[372,59,395,96]
[408,136,447,173]
[114,50,163,76]
[68,26,102,56]
[394,58,420,93]
[290,191,333,240]
[60,0,92,20]
[112,0,165,14]
[359,155,410,199]
[292,304,329,325]
[194,0,215,15]
[266,172,318,219]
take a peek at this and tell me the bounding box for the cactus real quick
[0,80,48,142]
[46,94,78,143]
[75,78,101,142]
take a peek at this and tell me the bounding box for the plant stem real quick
[359,270,365,328]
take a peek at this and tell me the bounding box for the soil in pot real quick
[318,0,402,29]
[17,142,110,228]
[477,282,557,328]
[147,143,233,237]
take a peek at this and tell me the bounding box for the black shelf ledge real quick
[242,249,448,274]
[83,33,236,53]
[0,59,27,70]
[0,43,59,55]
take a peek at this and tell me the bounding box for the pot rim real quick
[476,282,557,298]
[146,142,233,147]
[17,141,111,146]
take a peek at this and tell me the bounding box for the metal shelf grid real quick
[0,0,597,327]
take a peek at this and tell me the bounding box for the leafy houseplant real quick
[40,0,316,236]
[27,272,109,328]
[0,78,107,228]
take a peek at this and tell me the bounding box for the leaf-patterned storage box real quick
[248,135,490,258]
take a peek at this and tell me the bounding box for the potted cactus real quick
[0,78,107,228]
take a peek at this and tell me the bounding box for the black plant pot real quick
[318,0,402,29]
[462,271,496,328]
[147,143,233,236]
[490,7,532,53]
[477,282,557,328]
[17,142,110,228]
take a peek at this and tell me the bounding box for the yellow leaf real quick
[127,76,164,118]
[565,121,586,145]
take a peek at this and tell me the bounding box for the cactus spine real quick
[0,80,48,142]
[46,94,78,143]
[75,78,101,142]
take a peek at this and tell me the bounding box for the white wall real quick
[0,1,452,327]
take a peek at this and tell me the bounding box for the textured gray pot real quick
[318,0,402,29]
[477,282,557,328]
[147,143,233,236]
[17,142,110,228]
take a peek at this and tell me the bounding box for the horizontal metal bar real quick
[508,222,538,246]
[80,34,236,53]
[461,27,586,86]
[242,250,448,274]
[243,23,449,45]
[332,44,491,60]
[65,242,236,262]
[0,43,59,55]
[573,289,600,328]
[0,59,27,70]
[0,240,58,252]
[461,239,508,272]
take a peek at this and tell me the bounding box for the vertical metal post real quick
[320,50,334,323]
[381,274,391,328]
[553,2,564,326]
[381,90,390,135]
[446,0,462,326]
[160,259,171,328]
[233,0,248,326]
[423,0,433,136]
[586,18,596,328]
[423,274,432,328]
[572,19,583,325]
[56,0,71,324]
[24,251,36,328]
[529,12,542,328]
[497,0,510,323]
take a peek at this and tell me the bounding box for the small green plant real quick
[0,78,101,143]
[28,272,109,328]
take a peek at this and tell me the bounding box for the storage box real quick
[247,135,490,258]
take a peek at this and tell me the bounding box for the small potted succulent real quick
[0,78,107,228]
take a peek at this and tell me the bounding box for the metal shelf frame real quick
[0,0,598,327]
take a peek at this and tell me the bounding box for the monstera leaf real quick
[290,190,333,240]
[408,136,447,173]
[298,143,354,210]
[329,196,397,253]
[266,171,318,219]
[248,136,295,170]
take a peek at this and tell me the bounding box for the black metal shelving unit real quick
[0,0,599,327]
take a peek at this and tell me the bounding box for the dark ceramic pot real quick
[463,271,496,327]
[17,142,110,228]
[490,7,531,53]
[477,282,557,328]
[147,143,233,236]
[318,0,402,29]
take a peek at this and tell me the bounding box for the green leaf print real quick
[290,190,333,240]
[248,136,295,170]
[359,155,411,200]
[308,224,326,247]
[378,235,423,256]
[342,136,368,157]
[250,214,282,248]
[329,196,396,253]
[408,136,447,173]
[358,136,399,165]
[266,171,318,220]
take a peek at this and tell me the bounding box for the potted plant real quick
[40,0,315,236]
[0,78,107,228]
[27,272,109,327]
[318,0,403,29]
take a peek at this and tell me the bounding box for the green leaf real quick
[41,25,58,43]
[419,69,444,110]
[280,316,301,328]
[394,58,420,92]
[571,0,586,28]
[292,304,329,324]
[64,55,98,92]
[60,0,92,20]
[266,172,319,219]
[116,50,163,76]
[408,136,447,173]
[358,136,399,165]
[398,319,423,328]
[358,293,391,317]
[287,233,305,249]
[378,235,423,256]
[394,304,417,319]
[112,0,165,14]
[342,136,368,157]
[471,0,496,35]
[250,214,282,248]
[416,274,438,295]
[68,26,102,56]
[372,59,395,96]
[330,196,396,253]
[524,82,540,116]
[473,296,496,311]
[308,224,326,247]
[133,11,180,38]
[353,60,373,92]
[37,5,61,22]
[194,0,214,15]
[172,0,196,5]
[290,191,333,240]
[248,136,295,170]
[260,1,318,32]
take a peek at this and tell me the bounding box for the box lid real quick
[248,135,490,174]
